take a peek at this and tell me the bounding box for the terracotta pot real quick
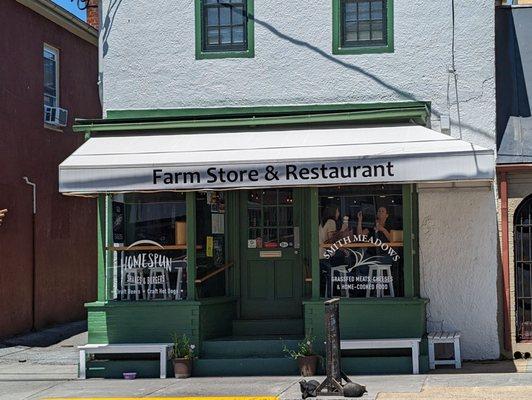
[173,358,192,378]
[297,355,318,377]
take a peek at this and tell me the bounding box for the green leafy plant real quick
[170,333,196,360]
[283,331,316,359]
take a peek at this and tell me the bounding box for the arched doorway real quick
[514,195,532,342]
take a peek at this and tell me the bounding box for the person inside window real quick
[319,205,349,297]
[374,206,393,242]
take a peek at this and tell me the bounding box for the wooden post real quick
[316,298,351,395]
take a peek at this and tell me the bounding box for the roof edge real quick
[16,0,97,46]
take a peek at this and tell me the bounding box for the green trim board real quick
[187,192,197,301]
[105,195,114,300]
[73,107,428,134]
[96,195,106,302]
[104,101,429,121]
[195,0,255,59]
[332,0,394,55]
[309,188,320,300]
[402,184,415,298]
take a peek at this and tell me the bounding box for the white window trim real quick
[43,43,60,108]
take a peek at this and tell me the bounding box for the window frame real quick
[43,44,60,108]
[195,0,255,60]
[332,0,394,55]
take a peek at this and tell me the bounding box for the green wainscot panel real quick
[86,298,236,345]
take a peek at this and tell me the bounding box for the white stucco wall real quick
[418,185,500,360]
[98,1,500,359]
[99,0,495,149]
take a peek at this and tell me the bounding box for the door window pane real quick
[246,189,295,249]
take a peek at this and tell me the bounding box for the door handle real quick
[294,226,300,249]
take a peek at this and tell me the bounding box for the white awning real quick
[59,124,494,194]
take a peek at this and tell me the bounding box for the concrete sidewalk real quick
[1,322,531,400]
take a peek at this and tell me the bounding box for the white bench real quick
[340,338,421,374]
[78,343,172,379]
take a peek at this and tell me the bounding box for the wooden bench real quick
[78,343,172,379]
[340,338,421,374]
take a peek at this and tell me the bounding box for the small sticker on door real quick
[248,239,257,248]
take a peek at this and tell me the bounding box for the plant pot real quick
[297,355,318,377]
[173,358,192,378]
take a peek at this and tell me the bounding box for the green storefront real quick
[60,103,493,377]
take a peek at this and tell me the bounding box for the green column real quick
[403,184,415,298]
[186,192,197,301]
[105,195,114,300]
[310,187,320,300]
[96,194,106,301]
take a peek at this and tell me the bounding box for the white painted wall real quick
[99,0,500,359]
[99,0,495,149]
[418,186,500,360]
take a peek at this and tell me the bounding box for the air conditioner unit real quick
[44,106,68,127]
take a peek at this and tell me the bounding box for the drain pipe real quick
[23,177,37,331]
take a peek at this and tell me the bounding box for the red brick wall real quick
[0,1,100,338]
[87,0,99,30]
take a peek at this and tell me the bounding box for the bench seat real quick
[340,338,421,374]
[78,343,172,379]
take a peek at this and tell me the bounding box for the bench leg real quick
[428,340,435,369]
[79,350,86,379]
[412,342,419,374]
[453,339,462,369]
[160,348,167,378]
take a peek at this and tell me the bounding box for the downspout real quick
[22,177,36,331]
[499,172,511,352]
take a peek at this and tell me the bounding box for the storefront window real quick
[318,185,404,298]
[109,192,187,301]
[196,192,227,298]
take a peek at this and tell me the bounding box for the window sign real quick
[318,185,404,298]
[109,193,187,301]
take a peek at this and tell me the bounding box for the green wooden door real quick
[240,189,303,319]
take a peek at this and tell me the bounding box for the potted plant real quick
[283,331,319,376]
[170,333,195,378]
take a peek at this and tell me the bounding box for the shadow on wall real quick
[101,2,494,140]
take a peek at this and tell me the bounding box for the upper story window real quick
[333,0,394,55]
[44,45,59,107]
[195,0,254,59]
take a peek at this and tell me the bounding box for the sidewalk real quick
[0,322,531,400]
